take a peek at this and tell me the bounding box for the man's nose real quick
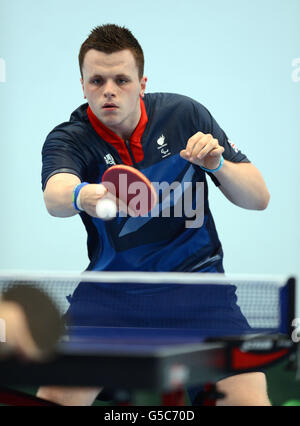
[103,80,116,98]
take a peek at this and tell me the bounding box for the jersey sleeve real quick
[41,128,87,191]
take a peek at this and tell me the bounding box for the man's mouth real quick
[102,103,119,110]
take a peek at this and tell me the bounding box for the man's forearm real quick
[214,161,270,210]
[44,184,79,218]
[43,174,108,218]
[180,133,270,210]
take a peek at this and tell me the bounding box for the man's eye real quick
[117,79,128,85]
[91,79,102,85]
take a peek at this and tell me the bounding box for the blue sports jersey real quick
[42,92,250,274]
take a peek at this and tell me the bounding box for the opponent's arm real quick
[43,173,107,218]
[180,132,270,210]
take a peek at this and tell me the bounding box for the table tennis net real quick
[0,272,295,336]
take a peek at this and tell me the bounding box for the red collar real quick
[87,98,148,165]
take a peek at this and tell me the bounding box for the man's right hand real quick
[79,183,108,217]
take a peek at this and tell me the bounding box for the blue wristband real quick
[199,156,224,173]
[72,182,89,212]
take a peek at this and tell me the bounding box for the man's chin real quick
[100,117,120,127]
[98,116,122,132]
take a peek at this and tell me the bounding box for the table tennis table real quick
[0,272,297,406]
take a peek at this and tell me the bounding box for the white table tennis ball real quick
[96,197,117,220]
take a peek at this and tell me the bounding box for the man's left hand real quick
[180,132,224,170]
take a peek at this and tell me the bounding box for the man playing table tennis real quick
[39,24,271,406]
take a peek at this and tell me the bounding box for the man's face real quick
[81,49,146,137]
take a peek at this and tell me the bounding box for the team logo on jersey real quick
[157,135,165,146]
[156,135,171,158]
[228,140,239,153]
[104,154,116,166]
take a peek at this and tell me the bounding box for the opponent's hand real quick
[79,183,108,217]
[180,132,224,170]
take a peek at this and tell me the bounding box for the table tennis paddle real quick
[1,284,64,359]
[96,165,158,219]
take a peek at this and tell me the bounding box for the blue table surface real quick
[59,326,272,354]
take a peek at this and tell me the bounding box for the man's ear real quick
[80,78,86,99]
[140,76,147,98]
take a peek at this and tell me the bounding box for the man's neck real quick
[109,104,141,141]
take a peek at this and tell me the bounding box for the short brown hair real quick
[79,24,144,79]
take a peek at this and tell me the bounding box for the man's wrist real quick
[200,156,224,173]
[72,182,89,212]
